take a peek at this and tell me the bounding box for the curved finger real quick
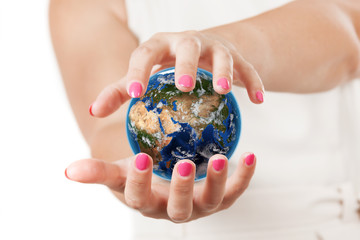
[220,152,256,209]
[167,160,195,222]
[211,43,233,94]
[124,153,153,210]
[233,53,265,104]
[126,37,169,98]
[89,77,128,117]
[195,155,228,212]
[65,158,128,192]
[174,36,201,92]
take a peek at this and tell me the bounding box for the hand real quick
[89,30,265,118]
[65,152,256,222]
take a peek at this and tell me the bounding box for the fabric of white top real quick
[125,0,360,239]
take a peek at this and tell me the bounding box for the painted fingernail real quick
[212,159,225,171]
[135,153,149,171]
[256,91,264,103]
[178,75,193,88]
[65,168,70,179]
[217,78,230,90]
[129,82,142,98]
[178,162,192,177]
[245,153,255,166]
[89,104,94,116]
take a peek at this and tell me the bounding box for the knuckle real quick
[177,61,195,71]
[243,62,256,73]
[201,201,221,212]
[177,36,201,50]
[128,66,145,78]
[168,210,191,223]
[125,195,146,210]
[127,177,147,189]
[173,184,193,196]
[220,201,233,211]
[214,42,231,57]
[183,30,199,36]
[152,32,166,39]
[233,181,249,196]
[133,45,153,57]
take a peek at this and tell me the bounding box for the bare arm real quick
[205,0,360,92]
[50,0,137,156]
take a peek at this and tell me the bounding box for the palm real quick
[65,152,256,222]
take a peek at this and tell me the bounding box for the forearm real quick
[50,0,136,158]
[204,0,360,93]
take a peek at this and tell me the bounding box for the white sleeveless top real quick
[125,0,360,239]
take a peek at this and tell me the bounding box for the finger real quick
[195,155,228,212]
[220,152,256,209]
[233,53,265,104]
[126,36,169,98]
[211,43,233,94]
[89,77,128,118]
[167,160,195,222]
[65,158,129,192]
[174,36,201,92]
[124,153,153,210]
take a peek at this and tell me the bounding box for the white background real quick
[0,1,133,239]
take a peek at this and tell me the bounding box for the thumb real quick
[89,77,130,118]
[65,157,130,192]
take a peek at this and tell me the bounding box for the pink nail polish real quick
[212,159,225,171]
[217,78,230,90]
[245,153,255,166]
[256,91,264,102]
[65,168,70,179]
[129,82,143,98]
[178,75,193,88]
[135,153,149,171]
[89,104,94,116]
[178,162,192,177]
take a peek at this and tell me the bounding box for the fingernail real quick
[65,168,70,179]
[178,75,193,88]
[256,91,264,102]
[129,82,142,98]
[217,78,230,90]
[178,162,192,177]
[212,159,225,171]
[135,153,149,171]
[245,153,255,166]
[89,104,94,116]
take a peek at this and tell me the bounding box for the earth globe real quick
[126,67,241,181]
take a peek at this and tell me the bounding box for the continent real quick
[126,68,240,181]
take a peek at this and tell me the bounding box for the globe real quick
[126,67,241,181]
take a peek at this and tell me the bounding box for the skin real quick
[50,0,360,223]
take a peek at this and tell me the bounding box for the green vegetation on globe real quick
[126,68,241,180]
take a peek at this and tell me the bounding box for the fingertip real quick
[89,104,94,117]
[255,91,264,103]
[176,74,195,92]
[134,153,153,172]
[178,162,194,178]
[214,77,231,95]
[247,89,265,104]
[91,82,128,117]
[65,168,70,180]
[242,152,256,167]
[128,81,144,98]
[174,160,195,178]
[65,159,104,183]
[208,154,228,172]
